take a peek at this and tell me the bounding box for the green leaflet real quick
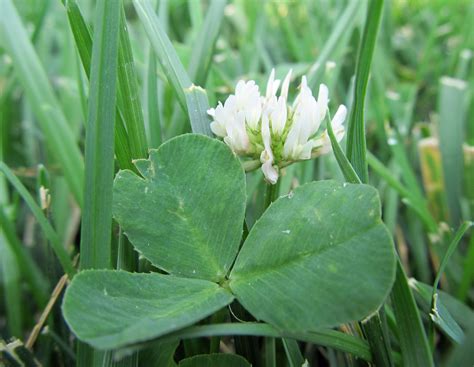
[230,181,396,331]
[62,270,234,350]
[113,134,246,281]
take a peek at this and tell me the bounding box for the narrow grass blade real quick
[430,294,464,344]
[437,77,468,225]
[264,337,276,367]
[64,0,136,172]
[432,221,472,293]
[188,0,226,86]
[162,323,373,363]
[326,118,361,184]
[117,6,148,158]
[391,259,434,367]
[367,152,438,233]
[410,279,474,333]
[147,50,162,147]
[77,1,121,365]
[187,0,203,29]
[185,85,213,136]
[0,231,23,336]
[428,221,472,344]
[0,208,49,307]
[345,0,384,183]
[133,0,192,111]
[282,339,305,367]
[0,163,76,278]
[387,130,424,202]
[342,5,392,361]
[80,0,121,270]
[0,0,84,205]
[307,0,360,89]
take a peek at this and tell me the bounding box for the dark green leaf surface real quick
[113,134,246,281]
[62,270,234,350]
[230,180,396,331]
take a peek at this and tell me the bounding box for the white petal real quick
[299,140,315,160]
[265,68,281,99]
[224,112,249,153]
[315,83,329,123]
[266,69,276,98]
[318,132,332,155]
[261,114,272,151]
[261,160,279,184]
[260,114,278,184]
[301,75,308,91]
[270,97,287,135]
[317,84,329,106]
[210,121,226,137]
[331,104,347,130]
[280,69,292,100]
[207,108,216,117]
[283,121,301,159]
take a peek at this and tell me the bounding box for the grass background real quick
[0,0,473,366]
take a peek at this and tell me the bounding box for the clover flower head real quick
[208,69,347,184]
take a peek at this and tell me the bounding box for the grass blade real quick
[307,0,361,89]
[133,0,192,112]
[282,339,305,367]
[64,0,136,172]
[429,222,472,345]
[437,77,468,225]
[264,337,276,367]
[77,0,121,365]
[134,0,214,136]
[345,0,384,183]
[188,0,227,86]
[0,208,49,307]
[326,118,361,184]
[117,6,148,158]
[0,231,22,337]
[80,0,121,269]
[342,2,394,365]
[163,323,372,363]
[432,221,472,293]
[0,162,76,279]
[185,85,213,137]
[367,152,438,233]
[147,50,162,147]
[391,259,434,367]
[0,0,84,205]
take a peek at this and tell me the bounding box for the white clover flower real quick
[260,115,279,184]
[208,69,347,184]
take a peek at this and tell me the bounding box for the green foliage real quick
[113,134,245,281]
[63,134,395,351]
[1,1,473,365]
[62,270,233,350]
[230,181,396,330]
